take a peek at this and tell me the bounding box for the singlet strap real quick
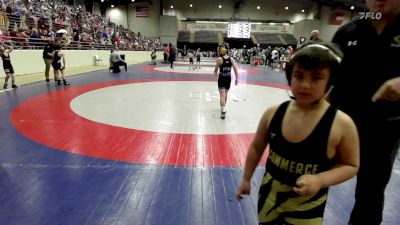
[309,105,337,143]
[268,101,290,136]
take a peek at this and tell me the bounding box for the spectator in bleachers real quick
[37,10,50,30]
[54,14,65,28]
[0,30,13,46]
[1,0,161,53]
[10,26,28,48]
[38,28,50,40]
[5,2,12,14]
[72,29,79,41]
[29,27,40,47]
[114,33,121,46]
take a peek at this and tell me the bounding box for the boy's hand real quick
[236,180,251,201]
[235,79,238,86]
[293,175,322,196]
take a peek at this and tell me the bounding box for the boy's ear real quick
[285,62,294,85]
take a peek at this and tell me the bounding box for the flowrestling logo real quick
[358,12,382,20]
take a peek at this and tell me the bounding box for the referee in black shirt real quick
[43,39,58,82]
[331,1,400,225]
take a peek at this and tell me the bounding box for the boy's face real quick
[291,63,330,105]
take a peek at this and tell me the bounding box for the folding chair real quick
[94,55,103,65]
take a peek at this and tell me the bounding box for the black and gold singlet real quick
[258,101,336,225]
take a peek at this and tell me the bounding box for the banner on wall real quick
[187,23,228,32]
[186,22,293,33]
[251,24,291,33]
[136,6,149,17]
[330,11,345,25]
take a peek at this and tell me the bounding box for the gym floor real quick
[0,59,399,225]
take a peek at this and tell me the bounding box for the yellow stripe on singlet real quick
[258,173,327,224]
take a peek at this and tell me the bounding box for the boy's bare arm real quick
[242,106,277,181]
[5,44,13,53]
[61,51,66,66]
[231,58,239,81]
[316,111,360,188]
[214,58,221,76]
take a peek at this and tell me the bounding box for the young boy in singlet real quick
[150,49,157,65]
[0,44,17,89]
[213,46,239,119]
[51,45,70,86]
[195,49,201,69]
[187,50,195,70]
[236,42,360,225]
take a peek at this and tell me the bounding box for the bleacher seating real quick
[194,31,219,43]
[177,31,190,42]
[0,0,161,51]
[253,33,282,45]
[279,33,298,45]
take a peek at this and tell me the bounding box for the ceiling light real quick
[111,5,114,8]
[285,6,288,10]
[219,5,222,9]
[257,6,260,10]
[301,9,305,13]
[190,4,193,7]
[170,5,174,9]
[350,6,355,10]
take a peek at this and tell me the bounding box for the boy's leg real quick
[11,74,17,88]
[60,68,70,85]
[54,70,60,84]
[3,74,9,89]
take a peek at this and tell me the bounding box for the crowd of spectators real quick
[229,45,293,71]
[0,0,161,50]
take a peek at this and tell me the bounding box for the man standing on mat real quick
[331,0,400,224]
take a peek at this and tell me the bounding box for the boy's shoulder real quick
[263,102,287,122]
[333,108,355,125]
[330,107,357,137]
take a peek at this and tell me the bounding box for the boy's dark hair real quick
[285,41,343,90]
